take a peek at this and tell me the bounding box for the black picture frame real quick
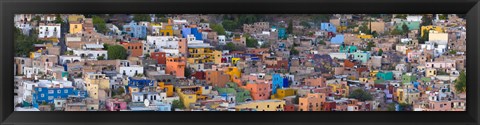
[0,0,478,125]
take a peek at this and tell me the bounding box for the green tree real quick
[132,14,150,22]
[184,67,193,79]
[172,99,185,110]
[419,29,429,44]
[454,70,466,93]
[421,15,433,26]
[210,23,226,35]
[103,43,110,50]
[107,45,127,60]
[348,89,373,101]
[394,14,407,19]
[390,28,403,35]
[386,103,396,111]
[312,14,331,24]
[222,20,238,31]
[14,28,46,56]
[225,42,237,51]
[54,14,63,24]
[97,55,105,60]
[246,37,259,48]
[287,20,293,34]
[378,49,383,56]
[65,50,74,55]
[439,14,447,20]
[365,41,376,51]
[449,50,457,55]
[401,23,409,34]
[371,31,379,38]
[358,23,370,34]
[117,87,125,96]
[290,47,299,55]
[398,103,412,111]
[144,53,150,58]
[92,16,108,34]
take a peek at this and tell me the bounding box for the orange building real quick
[304,77,326,88]
[298,93,326,111]
[122,42,143,57]
[166,56,186,78]
[205,70,230,87]
[243,83,271,100]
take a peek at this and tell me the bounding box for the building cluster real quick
[14,14,466,111]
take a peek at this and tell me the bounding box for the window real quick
[48,90,54,94]
[41,94,45,97]
[64,89,68,93]
[48,96,54,100]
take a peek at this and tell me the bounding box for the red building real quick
[151,52,167,64]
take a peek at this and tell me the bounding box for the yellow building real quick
[359,78,369,83]
[357,34,373,39]
[187,47,216,64]
[420,26,444,37]
[329,82,350,97]
[425,68,437,77]
[213,50,222,64]
[337,26,347,33]
[158,82,174,97]
[85,73,110,90]
[232,58,241,65]
[271,88,297,99]
[396,88,405,103]
[176,86,204,108]
[160,25,173,36]
[69,22,83,34]
[84,73,110,100]
[68,14,85,22]
[235,100,285,111]
[369,70,379,77]
[225,67,241,81]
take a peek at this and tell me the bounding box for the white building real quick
[23,67,40,79]
[73,50,108,59]
[329,53,348,60]
[218,35,226,45]
[38,23,61,38]
[59,55,82,65]
[406,15,423,22]
[119,65,144,77]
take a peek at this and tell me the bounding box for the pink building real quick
[304,77,326,88]
[106,99,128,111]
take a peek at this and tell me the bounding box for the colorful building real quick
[243,83,271,100]
[420,25,444,37]
[298,93,326,111]
[321,23,337,33]
[123,21,147,39]
[278,28,287,39]
[330,34,344,45]
[182,27,202,40]
[271,88,297,100]
[122,42,143,57]
[166,56,186,78]
[376,71,394,80]
[150,52,167,64]
[235,100,285,111]
[272,74,288,94]
[33,87,78,103]
[205,70,230,87]
[395,21,420,31]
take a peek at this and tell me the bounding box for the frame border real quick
[1,0,478,125]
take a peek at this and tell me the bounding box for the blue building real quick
[182,27,202,40]
[321,23,336,33]
[272,74,289,94]
[339,45,358,53]
[32,87,77,103]
[278,28,287,39]
[330,34,344,44]
[351,51,370,64]
[127,77,155,93]
[123,21,147,39]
